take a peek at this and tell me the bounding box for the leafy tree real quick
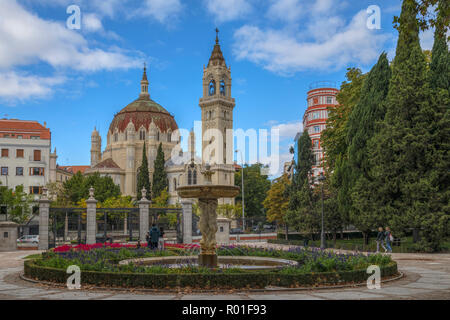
[235,163,271,218]
[263,174,291,239]
[286,131,318,237]
[136,143,151,200]
[0,185,33,224]
[152,143,168,199]
[62,172,120,205]
[347,53,392,244]
[152,189,170,207]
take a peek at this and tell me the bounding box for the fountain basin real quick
[119,256,298,271]
[176,185,240,199]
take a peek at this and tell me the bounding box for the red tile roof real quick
[0,119,51,139]
[93,158,120,169]
[58,165,90,174]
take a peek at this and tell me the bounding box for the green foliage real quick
[263,174,290,224]
[286,131,318,234]
[0,185,33,224]
[136,143,151,200]
[60,172,121,205]
[152,143,168,199]
[235,163,271,217]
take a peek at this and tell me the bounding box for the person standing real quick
[385,227,393,253]
[158,226,165,250]
[376,227,386,253]
[145,232,150,249]
[150,224,160,249]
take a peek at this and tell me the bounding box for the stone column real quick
[198,198,218,267]
[181,199,193,244]
[38,188,50,250]
[64,212,69,241]
[86,187,97,245]
[138,188,150,242]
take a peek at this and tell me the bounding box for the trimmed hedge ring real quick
[24,259,398,289]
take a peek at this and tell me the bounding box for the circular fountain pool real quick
[119,256,298,270]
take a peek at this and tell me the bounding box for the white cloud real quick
[0,0,140,71]
[205,0,252,23]
[140,0,183,24]
[271,121,302,140]
[312,0,334,13]
[83,13,103,32]
[0,71,65,102]
[266,0,303,23]
[233,10,391,74]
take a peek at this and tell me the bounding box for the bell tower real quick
[199,29,235,165]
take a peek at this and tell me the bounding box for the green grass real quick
[22,254,43,260]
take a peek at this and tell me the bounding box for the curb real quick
[19,271,404,294]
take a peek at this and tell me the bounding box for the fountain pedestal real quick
[177,184,240,268]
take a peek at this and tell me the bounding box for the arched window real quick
[114,132,118,142]
[139,130,146,141]
[125,131,128,141]
[168,132,171,142]
[156,131,160,141]
[188,170,192,185]
[220,80,225,96]
[209,80,216,96]
[173,178,177,191]
[193,170,197,185]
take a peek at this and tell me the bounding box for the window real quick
[327,96,333,104]
[168,132,171,143]
[17,135,22,139]
[1,149,8,157]
[313,140,319,149]
[173,178,177,191]
[1,167,8,176]
[313,98,318,105]
[139,130,145,141]
[209,80,216,96]
[313,112,320,119]
[16,149,24,158]
[30,136,40,140]
[3,232,8,238]
[29,186,42,194]
[220,80,225,96]
[314,126,320,133]
[30,167,44,176]
[188,170,192,185]
[33,150,41,161]
[16,167,23,176]
[193,170,197,185]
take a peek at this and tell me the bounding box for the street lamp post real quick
[319,172,326,249]
[235,150,245,232]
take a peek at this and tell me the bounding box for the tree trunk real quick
[363,231,370,246]
[333,231,337,246]
[413,228,420,243]
[285,224,288,240]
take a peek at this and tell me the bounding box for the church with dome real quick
[85,32,236,205]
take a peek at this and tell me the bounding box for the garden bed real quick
[24,245,398,289]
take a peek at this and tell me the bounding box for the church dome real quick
[108,67,178,134]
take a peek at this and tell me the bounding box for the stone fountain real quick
[176,163,240,268]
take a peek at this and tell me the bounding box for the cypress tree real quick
[367,0,445,250]
[136,143,151,200]
[286,131,318,237]
[347,53,391,244]
[152,143,168,199]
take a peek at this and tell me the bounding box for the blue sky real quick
[0,0,437,174]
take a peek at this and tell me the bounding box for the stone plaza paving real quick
[0,247,449,300]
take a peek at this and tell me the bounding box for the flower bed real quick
[25,245,398,289]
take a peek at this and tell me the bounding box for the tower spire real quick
[208,29,226,68]
[215,28,219,44]
[140,63,150,98]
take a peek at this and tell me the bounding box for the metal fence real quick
[149,208,182,244]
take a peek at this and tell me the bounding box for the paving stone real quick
[377,286,431,296]
[8,288,61,298]
[307,291,385,300]
[0,284,22,291]
[403,283,450,290]
[247,294,323,300]
[39,291,112,300]
[104,294,177,300]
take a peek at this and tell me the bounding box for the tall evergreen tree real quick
[286,131,318,237]
[367,0,446,250]
[136,143,151,200]
[346,53,391,244]
[152,143,168,199]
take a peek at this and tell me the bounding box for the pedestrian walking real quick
[150,224,160,249]
[385,227,393,253]
[376,227,386,253]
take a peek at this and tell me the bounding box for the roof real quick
[92,158,120,169]
[58,165,90,174]
[0,119,51,139]
[208,32,226,68]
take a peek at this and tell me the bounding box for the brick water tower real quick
[302,81,339,179]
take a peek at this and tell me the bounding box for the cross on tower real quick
[215,28,219,44]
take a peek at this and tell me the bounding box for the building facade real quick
[0,119,57,196]
[301,82,339,178]
[86,32,236,205]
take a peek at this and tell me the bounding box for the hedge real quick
[24,259,398,289]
